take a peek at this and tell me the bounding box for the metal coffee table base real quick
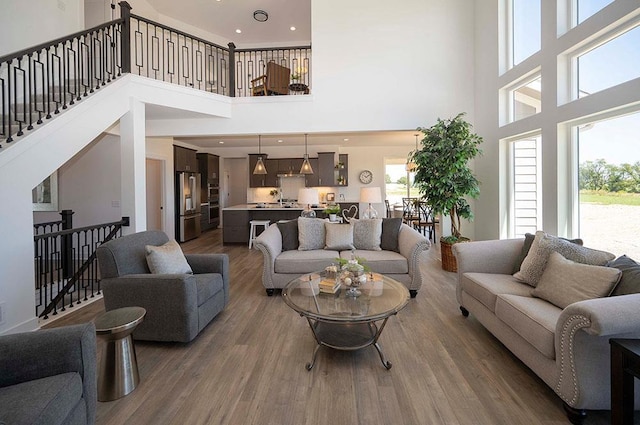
[304,316,393,370]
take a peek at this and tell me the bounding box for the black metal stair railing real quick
[34,215,129,319]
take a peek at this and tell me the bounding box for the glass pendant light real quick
[253,134,268,175]
[406,134,418,172]
[300,133,314,174]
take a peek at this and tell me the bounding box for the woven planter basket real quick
[440,239,457,272]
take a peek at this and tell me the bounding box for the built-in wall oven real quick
[207,185,220,227]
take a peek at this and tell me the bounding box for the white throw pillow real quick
[531,251,621,309]
[298,217,326,251]
[145,239,193,274]
[352,218,382,251]
[324,222,354,251]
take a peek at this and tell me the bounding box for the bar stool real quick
[249,220,270,249]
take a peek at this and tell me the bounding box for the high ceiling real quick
[145,0,311,45]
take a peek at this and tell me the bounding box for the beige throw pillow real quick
[298,217,326,251]
[324,222,355,251]
[532,251,621,309]
[352,218,382,251]
[515,230,615,287]
[146,239,193,274]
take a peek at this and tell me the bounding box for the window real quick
[578,25,640,98]
[384,160,420,212]
[512,75,542,121]
[510,135,542,238]
[576,0,614,25]
[512,0,541,66]
[577,112,640,259]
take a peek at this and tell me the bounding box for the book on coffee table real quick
[319,279,340,294]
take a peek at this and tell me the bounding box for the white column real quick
[120,99,147,234]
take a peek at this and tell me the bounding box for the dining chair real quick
[414,201,436,242]
[402,197,419,226]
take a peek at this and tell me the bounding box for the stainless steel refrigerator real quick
[176,171,201,242]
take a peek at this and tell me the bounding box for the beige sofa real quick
[254,220,429,297]
[453,238,640,424]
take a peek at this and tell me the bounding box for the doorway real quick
[145,158,164,231]
[223,158,248,210]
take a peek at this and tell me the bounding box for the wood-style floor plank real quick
[43,228,634,424]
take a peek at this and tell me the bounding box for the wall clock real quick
[359,170,373,184]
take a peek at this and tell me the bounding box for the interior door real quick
[145,158,164,231]
[225,158,247,208]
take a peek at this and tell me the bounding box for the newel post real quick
[60,209,74,279]
[228,42,236,97]
[120,1,132,74]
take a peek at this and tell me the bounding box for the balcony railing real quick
[0,1,311,146]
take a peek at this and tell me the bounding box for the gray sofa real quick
[254,220,430,297]
[453,238,640,423]
[0,322,97,425]
[97,230,229,343]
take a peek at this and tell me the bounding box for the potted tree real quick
[410,112,483,272]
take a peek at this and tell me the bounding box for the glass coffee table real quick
[282,272,410,370]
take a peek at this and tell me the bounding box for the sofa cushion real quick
[515,230,614,287]
[195,273,224,306]
[277,220,299,251]
[380,218,402,252]
[607,255,640,296]
[145,239,193,274]
[342,249,408,274]
[297,217,326,251]
[512,233,583,274]
[461,273,533,313]
[0,372,84,425]
[275,249,339,273]
[352,218,383,251]
[495,294,561,360]
[324,222,355,251]
[531,251,621,309]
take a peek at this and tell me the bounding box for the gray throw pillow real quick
[515,230,614,287]
[352,218,382,251]
[277,220,299,251]
[512,232,584,274]
[380,218,402,252]
[298,217,326,251]
[607,255,640,296]
[145,239,193,274]
[324,222,355,251]
[532,251,621,309]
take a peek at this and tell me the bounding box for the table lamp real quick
[360,187,381,219]
[298,188,319,218]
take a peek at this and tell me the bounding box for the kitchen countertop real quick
[223,202,360,211]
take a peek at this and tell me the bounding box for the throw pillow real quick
[324,222,355,251]
[145,239,193,274]
[297,217,326,251]
[352,218,382,251]
[512,233,584,274]
[607,255,640,296]
[515,230,614,287]
[532,251,621,309]
[277,219,299,251]
[380,218,402,252]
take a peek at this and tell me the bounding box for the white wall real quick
[0,0,84,56]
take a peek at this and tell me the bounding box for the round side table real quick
[94,306,146,402]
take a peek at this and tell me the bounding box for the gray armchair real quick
[0,322,97,425]
[96,230,229,343]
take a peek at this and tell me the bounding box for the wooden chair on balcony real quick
[251,62,291,96]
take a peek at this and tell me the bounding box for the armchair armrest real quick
[0,323,97,423]
[186,253,230,303]
[397,224,430,291]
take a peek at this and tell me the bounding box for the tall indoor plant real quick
[410,112,483,271]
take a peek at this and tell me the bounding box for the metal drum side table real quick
[94,306,146,402]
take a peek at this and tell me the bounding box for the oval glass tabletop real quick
[282,272,409,323]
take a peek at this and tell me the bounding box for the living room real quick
[1,0,639,423]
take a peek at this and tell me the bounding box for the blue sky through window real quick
[577,0,614,24]
[512,0,541,65]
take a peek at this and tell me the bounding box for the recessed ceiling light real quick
[253,10,268,22]
[343,138,349,142]
[277,139,283,143]
[290,26,296,31]
[219,141,224,144]
[235,29,242,34]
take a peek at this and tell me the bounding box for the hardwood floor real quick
[45,228,628,425]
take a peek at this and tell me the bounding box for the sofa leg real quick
[563,403,586,425]
[266,289,275,296]
[409,290,417,298]
[460,306,469,317]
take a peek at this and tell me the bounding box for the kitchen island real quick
[222,203,359,245]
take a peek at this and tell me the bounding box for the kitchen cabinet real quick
[174,146,198,172]
[249,154,268,187]
[317,152,335,186]
[223,210,250,244]
[304,158,319,187]
[337,154,348,186]
[264,159,279,187]
[197,153,219,185]
[278,158,303,174]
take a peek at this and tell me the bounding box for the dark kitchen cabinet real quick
[249,154,267,187]
[304,158,319,187]
[317,152,335,186]
[264,159,279,187]
[197,153,219,185]
[278,158,304,174]
[337,154,348,186]
[174,146,198,172]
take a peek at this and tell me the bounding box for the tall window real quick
[512,0,541,66]
[576,0,614,25]
[577,112,640,259]
[578,25,640,98]
[384,161,419,208]
[511,75,542,122]
[511,135,542,237]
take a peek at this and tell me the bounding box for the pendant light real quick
[253,135,268,175]
[300,133,314,174]
[406,134,418,172]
